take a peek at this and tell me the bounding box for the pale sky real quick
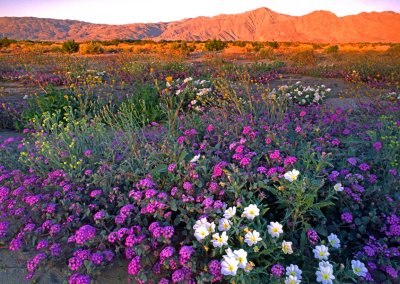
[1,0,399,24]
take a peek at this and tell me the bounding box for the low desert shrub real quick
[62,40,80,54]
[79,42,104,55]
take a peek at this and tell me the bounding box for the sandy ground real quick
[0,249,130,284]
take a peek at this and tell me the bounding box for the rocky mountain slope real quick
[1,8,399,42]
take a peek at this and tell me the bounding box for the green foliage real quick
[386,44,400,58]
[251,42,264,52]
[22,109,111,177]
[205,39,227,52]
[21,84,102,128]
[266,41,280,49]
[257,47,274,60]
[80,42,104,55]
[100,84,165,130]
[326,45,339,54]
[170,41,194,55]
[290,49,316,66]
[62,40,80,53]
[232,41,247,47]
[0,37,14,49]
[312,43,322,50]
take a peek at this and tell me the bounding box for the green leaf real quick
[170,199,177,211]
[316,226,328,236]
[312,201,334,209]
[354,218,362,226]
[178,150,188,162]
[154,164,168,174]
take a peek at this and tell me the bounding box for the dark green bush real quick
[80,42,104,55]
[386,44,400,58]
[62,40,79,53]
[251,42,264,52]
[290,50,317,66]
[62,40,80,53]
[0,37,13,49]
[171,41,194,55]
[326,45,339,54]
[266,41,280,49]
[232,41,247,47]
[204,39,227,52]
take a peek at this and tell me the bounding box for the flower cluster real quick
[270,82,331,105]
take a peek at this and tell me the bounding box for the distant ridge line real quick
[1,7,399,42]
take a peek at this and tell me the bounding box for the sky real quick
[1,0,399,24]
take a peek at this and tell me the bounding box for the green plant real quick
[266,41,279,49]
[80,42,104,55]
[251,42,264,52]
[232,41,247,47]
[100,84,165,130]
[326,45,339,54]
[0,37,13,49]
[170,41,194,55]
[385,44,400,58]
[290,50,316,66]
[21,84,102,128]
[62,40,80,53]
[205,39,227,52]
[257,47,274,60]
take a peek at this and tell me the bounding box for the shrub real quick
[0,37,13,49]
[232,41,247,47]
[312,43,322,50]
[266,41,280,49]
[257,47,274,60]
[290,49,316,66]
[62,40,80,53]
[79,42,104,55]
[386,44,400,58]
[251,42,264,52]
[100,84,165,129]
[326,45,339,54]
[205,39,227,52]
[170,41,194,55]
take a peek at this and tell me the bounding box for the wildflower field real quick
[0,45,399,284]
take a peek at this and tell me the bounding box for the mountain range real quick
[1,8,399,42]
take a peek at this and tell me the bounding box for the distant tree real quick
[205,39,227,52]
[62,40,80,53]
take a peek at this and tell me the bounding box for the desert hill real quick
[1,8,399,42]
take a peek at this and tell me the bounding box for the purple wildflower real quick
[91,252,104,265]
[347,157,357,166]
[68,257,83,271]
[271,264,285,277]
[341,212,353,223]
[128,256,141,275]
[75,225,96,245]
[307,229,319,245]
[69,274,91,284]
